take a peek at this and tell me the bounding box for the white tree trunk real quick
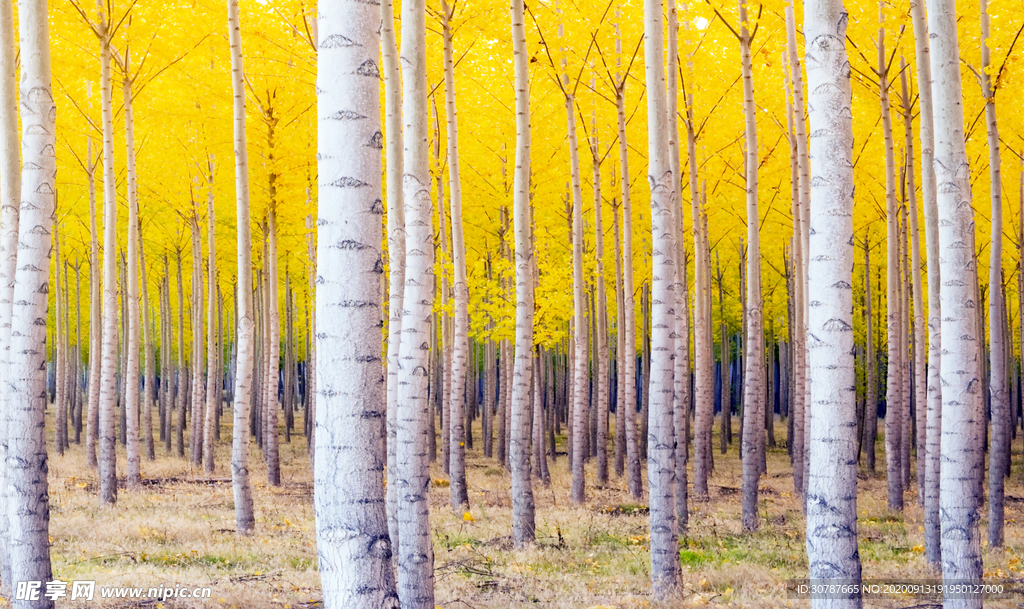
[191,216,206,465]
[123,64,141,488]
[314,2,399,604]
[928,0,984,603]
[878,16,903,512]
[803,1,863,605]
[644,0,679,595]
[981,0,1007,548]
[738,0,764,533]
[0,0,17,589]
[265,208,281,485]
[785,5,809,496]
[909,0,942,566]
[618,86,642,499]
[228,0,255,536]
[441,0,469,510]
[97,20,119,505]
[8,0,56,601]
[509,0,536,548]
[205,164,218,473]
[568,88,587,504]
[382,0,404,557]
[395,0,436,600]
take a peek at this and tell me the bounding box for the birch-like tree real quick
[228,0,256,536]
[644,0,679,594]
[395,0,436,599]
[928,0,984,602]
[737,0,765,533]
[313,1,399,605]
[981,0,1007,549]
[7,0,56,602]
[803,0,863,605]
[0,0,18,592]
[441,0,469,511]
[509,0,536,547]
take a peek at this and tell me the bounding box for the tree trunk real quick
[139,221,155,462]
[592,109,609,485]
[803,0,864,603]
[7,0,56,599]
[644,0,680,594]
[568,84,587,504]
[929,0,985,601]
[395,0,436,600]
[0,0,18,589]
[738,0,764,533]
[617,83,642,499]
[123,62,141,488]
[909,0,941,563]
[228,0,255,536]
[863,238,877,471]
[265,210,281,486]
[982,0,1007,548]
[205,163,218,473]
[97,19,119,505]
[191,218,206,467]
[314,3,399,603]
[879,14,903,512]
[441,0,469,510]
[509,0,536,548]
[785,4,808,497]
[689,96,712,501]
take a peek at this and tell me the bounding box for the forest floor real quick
[42,410,1024,608]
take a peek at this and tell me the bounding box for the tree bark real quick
[929,0,984,601]
[441,0,469,510]
[7,0,56,599]
[0,0,18,589]
[123,60,141,488]
[395,0,436,600]
[228,0,256,536]
[981,0,1007,549]
[879,13,903,512]
[97,17,119,505]
[738,0,764,533]
[803,0,863,604]
[509,0,536,548]
[314,2,399,603]
[644,0,680,595]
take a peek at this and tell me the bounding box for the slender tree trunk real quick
[613,194,626,479]
[123,63,141,488]
[689,98,711,501]
[205,164,218,473]
[140,223,155,462]
[981,0,1007,548]
[667,0,689,532]
[441,0,469,510]
[54,225,65,456]
[228,0,255,536]
[863,238,877,471]
[592,113,609,485]
[509,0,536,547]
[738,0,764,533]
[265,209,280,486]
[879,13,903,512]
[645,0,680,594]
[568,84,587,504]
[929,0,984,601]
[191,217,206,466]
[8,0,56,600]
[803,0,863,603]
[395,0,436,600]
[314,2,399,603]
[617,80,642,499]
[0,0,18,589]
[97,19,119,505]
[382,0,403,551]
[785,4,808,497]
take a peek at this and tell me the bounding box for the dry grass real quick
[42,410,1024,608]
